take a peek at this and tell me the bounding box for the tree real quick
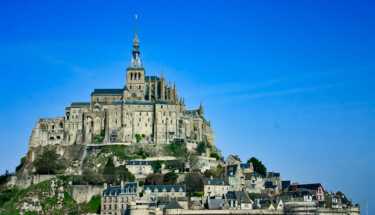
[247,157,267,176]
[103,157,117,184]
[0,170,10,185]
[196,142,206,155]
[34,149,65,174]
[163,172,178,185]
[187,154,199,170]
[185,172,203,196]
[145,173,164,185]
[152,160,163,173]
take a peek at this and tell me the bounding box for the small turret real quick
[174,82,178,102]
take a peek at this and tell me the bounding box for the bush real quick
[87,196,101,213]
[15,157,26,172]
[152,160,163,173]
[34,149,66,174]
[139,181,145,186]
[135,134,142,142]
[210,153,220,160]
[197,142,206,155]
[163,172,178,185]
[194,191,204,197]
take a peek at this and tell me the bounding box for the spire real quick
[161,70,164,80]
[174,82,178,102]
[199,101,204,117]
[128,14,143,70]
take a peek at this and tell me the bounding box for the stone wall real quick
[66,184,105,204]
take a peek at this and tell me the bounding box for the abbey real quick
[28,20,214,150]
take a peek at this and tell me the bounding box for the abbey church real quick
[28,19,214,150]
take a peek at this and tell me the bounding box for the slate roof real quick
[71,102,90,107]
[92,89,123,95]
[288,183,323,192]
[265,181,277,189]
[226,164,250,176]
[244,172,262,180]
[145,76,160,82]
[185,109,200,117]
[144,185,186,192]
[282,181,291,190]
[266,172,280,178]
[126,161,153,165]
[229,155,241,162]
[165,200,184,210]
[203,178,229,186]
[226,191,252,204]
[102,182,138,196]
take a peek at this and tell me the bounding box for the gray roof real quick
[126,160,153,165]
[145,76,160,82]
[185,109,200,117]
[144,185,186,192]
[102,182,138,196]
[165,200,184,210]
[203,178,229,186]
[92,89,123,95]
[71,102,90,107]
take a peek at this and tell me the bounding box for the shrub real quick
[163,172,178,185]
[210,153,220,160]
[15,157,26,172]
[194,191,204,197]
[135,134,142,142]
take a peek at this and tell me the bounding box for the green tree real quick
[196,142,206,155]
[247,157,267,175]
[34,149,65,174]
[152,160,163,173]
[163,172,178,185]
[103,157,117,184]
[185,172,203,196]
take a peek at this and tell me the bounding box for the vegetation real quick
[92,129,105,143]
[135,134,142,143]
[81,195,101,214]
[34,149,66,174]
[145,173,164,185]
[0,170,11,186]
[15,156,26,172]
[163,172,178,185]
[197,142,206,155]
[152,160,163,173]
[247,157,267,175]
[203,165,223,178]
[185,172,203,196]
[210,152,220,160]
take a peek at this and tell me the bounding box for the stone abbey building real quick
[28,19,214,151]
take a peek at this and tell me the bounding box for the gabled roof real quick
[266,172,280,178]
[185,109,200,117]
[226,191,252,204]
[91,89,123,95]
[144,185,186,192]
[227,155,241,162]
[102,182,138,196]
[244,172,262,180]
[203,178,229,186]
[288,183,323,192]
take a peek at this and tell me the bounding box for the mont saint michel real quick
[1,2,372,215]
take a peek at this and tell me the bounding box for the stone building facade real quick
[26,18,215,163]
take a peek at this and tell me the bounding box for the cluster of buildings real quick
[100,154,358,215]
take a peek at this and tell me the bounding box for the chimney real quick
[121,181,124,189]
[104,183,108,189]
[210,175,213,180]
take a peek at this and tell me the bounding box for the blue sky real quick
[0,0,374,211]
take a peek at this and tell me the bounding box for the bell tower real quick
[125,15,146,100]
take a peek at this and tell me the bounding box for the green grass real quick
[87,196,101,212]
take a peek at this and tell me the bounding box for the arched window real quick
[57,136,61,139]
[52,124,55,130]
[60,122,63,128]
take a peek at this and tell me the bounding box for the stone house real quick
[263,172,282,196]
[288,183,325,202]
[125,160,153,180]
[143,185,186,199]
[101,181,139,215]
[225,191,253,209]
[202,177,229,197]
[244,171,264,193]
[225,155,242,166]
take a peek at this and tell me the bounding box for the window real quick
[139,85,141,89]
